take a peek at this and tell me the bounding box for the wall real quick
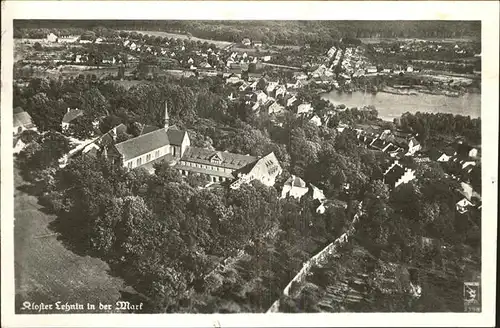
[267,202,364,313]
[124,145,170,169]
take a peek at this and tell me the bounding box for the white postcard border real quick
[1,1,498,327]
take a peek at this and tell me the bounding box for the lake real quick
[321,90,481,121]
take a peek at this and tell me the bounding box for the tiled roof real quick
[62,109,84,123]
[285,175,307,188]
[384,164,406,187]
[97,123,128,148]
[371,138,386,150]
[181,147,257,170]
[140,124,159,135]
[114,128,169,161]
[167,128,187,146]
[13,111,34,128]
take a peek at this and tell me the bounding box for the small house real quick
[61,108,84,132]
[46,33,58,43]
[241,38,251,47]
[13,107,37,136]
[281,175,309,200]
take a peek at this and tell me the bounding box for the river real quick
[321,90,481,121]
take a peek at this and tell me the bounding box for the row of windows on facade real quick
[127,148,165,168]
[179,169,228,183]
[178,160,234,174]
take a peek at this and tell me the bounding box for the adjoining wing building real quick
[85,102,282,188]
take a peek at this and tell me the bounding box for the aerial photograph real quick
[12,20,482,314]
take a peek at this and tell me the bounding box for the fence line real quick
[266,202,363,313]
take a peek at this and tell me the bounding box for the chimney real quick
[67,107,71,113]
[110,127,117,141]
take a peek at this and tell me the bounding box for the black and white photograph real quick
[1,1,498,327]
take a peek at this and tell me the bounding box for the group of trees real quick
[15,21,480,47]
[397,111,481,146]
[15,69,480,312]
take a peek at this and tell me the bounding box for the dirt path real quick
[14,165,136,314]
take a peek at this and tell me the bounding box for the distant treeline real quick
[14,20,481,46]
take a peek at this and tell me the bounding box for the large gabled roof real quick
[62,109,85,123]
[114,128,169,161]
[384,164,406,187]
[181,147,257,170]
[167,128,187,146]
[13,111,34,128]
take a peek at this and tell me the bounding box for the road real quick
[14,165,136,314]
[261,62,302,70]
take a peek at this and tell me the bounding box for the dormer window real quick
[210,152,223,165]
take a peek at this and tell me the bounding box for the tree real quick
[33,42,42,51]
[67,115,95,139]
[81,87,110,119]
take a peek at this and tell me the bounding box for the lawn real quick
[14,164,139,314]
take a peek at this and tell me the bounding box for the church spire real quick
[164,100,169,130]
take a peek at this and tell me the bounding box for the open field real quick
[14,164,136,314]
[122,30,233,48]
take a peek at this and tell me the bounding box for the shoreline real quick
[322,87,480,98]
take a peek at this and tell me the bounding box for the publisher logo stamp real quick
[463,282,481,312]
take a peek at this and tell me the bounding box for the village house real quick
[225,75,242,84]
[58,35,79,43]
[228,152,282,189]
[309,114,322,127]
[383,160,416,189]
[46,33,58,43]
[274,85,287,99]
[241,38,251,47]
[266,81,279,95]
[297,103,313,115]
[286,95,298,108]
[252,90,268,104]
[13,137,27,154]
[13,107,37,136]
[366,66,378,74]
[267,101,285,115]
[456,198,473,214]
[455,140,479,159]
[61,108,85,132]
[253,41,263,48]
[281,175,309,200]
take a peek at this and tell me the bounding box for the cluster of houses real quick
[241,38,263,48]
[46,33,106,45]
[226,74,324,127]
[280,175,348,215]
[372,39,479,57]
[120,36,272,73]
[350,124,422,158]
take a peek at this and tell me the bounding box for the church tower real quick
[164,100,169,130]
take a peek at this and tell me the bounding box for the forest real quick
[14,20,481,46]
[15,74,481,312]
